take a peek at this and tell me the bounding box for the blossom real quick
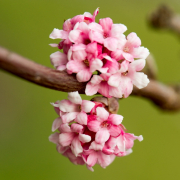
[111,34,150,63]
[49,8,149,98]
[49,92,143,171]
[108,59,150,98]
[85,74,123,98]
[49,8,148,171]
[87,107,123,144]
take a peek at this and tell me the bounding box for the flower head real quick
[49,8,149,98]
[49,92,143,171]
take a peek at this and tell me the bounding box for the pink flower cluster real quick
[49,92,143,171]
[49,8,150,98]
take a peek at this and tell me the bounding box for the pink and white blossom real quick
[108,59,150,98]
[49,8,148,171]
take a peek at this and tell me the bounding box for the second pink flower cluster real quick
[49,92,143,171]
[49,8,150,98]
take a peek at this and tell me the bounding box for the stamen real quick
[84,60,89,66]
[101,121,110,128]
[104,33,108,38]
[122,71,128,76]
[123,47,129,53]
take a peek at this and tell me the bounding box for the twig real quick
[0,46,180,111]
[149,4,180,35]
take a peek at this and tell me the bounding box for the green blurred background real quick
[0,0,180,179]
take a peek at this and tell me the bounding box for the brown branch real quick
[0,46,180,111]
[149,4,180,35]
[0,46,86,93]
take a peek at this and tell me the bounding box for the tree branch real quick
[0,46,180,111]
[0,46,86,93]
[149,4,180,35]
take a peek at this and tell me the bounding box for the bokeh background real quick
[1,0,180,179]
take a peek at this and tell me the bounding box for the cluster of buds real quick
[49,92,143,171]
[49,8,148,171]
[49,8,150,98]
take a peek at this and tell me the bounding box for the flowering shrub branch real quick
[1,7,180,171]
[0,46,180,111]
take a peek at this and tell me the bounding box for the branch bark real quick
[0,46,180,111]
[149,4,180,35]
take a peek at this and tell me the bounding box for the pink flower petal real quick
[87,120,101,132]
[138,135,143,141]
[52,117,62,132]
[59,123,71,133]
[86,42,98,57]
[71,15,84,27]
[49,133,59,144]
[106,136,118,149]
[49,28,68,39]
[90,58,103,73]
[104,37,118,51]
[130,59,146,72]
[56,144,69,154]
[67,47,73,61]
[78,134,91,143]
[89,141,104,151]
[59,132,75,146]
[75,111,88,125]
[120,77,133,98]
[90,75,103,85]
[72,43,86,51]
[108,114,123,125]
[69,30,81,43]
[81,100,95,113]
[96,107,109,121]
[98,151,112,168]
[71,123,84,133]
[100,73,111,81]
[108,73,121,87]
[117,36,127,49]
[76,68,92,82]
[98,67,108,74]
[68,91,82,104]
[132,72,149,89]
[86,165,94,172]
[122,52,134,62]
[59,100,79,112]
[63,19,73,32]
[95,129,110,144]
[98,81,111,98]
[99,18,113,34]
[109,125,121,137]
[93,7,99,18]
[127,32,141,47]
[87,151,98,167]
[78,22,89,34]
[71,137,83,157]
[49,43,58,47]
[89,30,104,44]
[57,65,66,71]
[116,135,125,152]
[72,50,87,61]
[61,112,78,123]
[85,82,99,96]
[50,51,68,68]
[110,24,127,38]
[89,22,103,33]
[111,49,123,61]
[131,46,150,59]
[66,60,86,73]
[109,86,122,98]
